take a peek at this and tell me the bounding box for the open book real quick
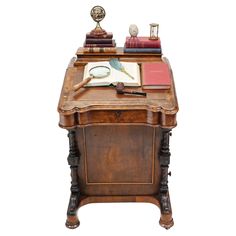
[83,61,141,87]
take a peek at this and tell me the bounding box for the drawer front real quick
[59,110,176,128]
[79,110,149,124]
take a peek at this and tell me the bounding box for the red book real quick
[125,37,161,48]
[142,62,171,89]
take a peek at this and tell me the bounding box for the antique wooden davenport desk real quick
[57,48,178,229]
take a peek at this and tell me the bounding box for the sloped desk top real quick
[58,48,178,128]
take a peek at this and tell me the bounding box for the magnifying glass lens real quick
[89,66,110,78]
[73,66,111,92]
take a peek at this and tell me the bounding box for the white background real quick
[0,0,236,235]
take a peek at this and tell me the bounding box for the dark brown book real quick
[86,32,113,39]
[85,38,113,44]
[84,40,116,48]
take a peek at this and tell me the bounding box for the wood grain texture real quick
[84,125,154,184]
[75,126,161,196]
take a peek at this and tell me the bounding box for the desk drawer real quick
[79,110,149,124]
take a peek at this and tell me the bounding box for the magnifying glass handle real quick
[73,76,93,92]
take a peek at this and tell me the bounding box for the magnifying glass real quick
[73,66,111,91]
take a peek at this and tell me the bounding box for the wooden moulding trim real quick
[58,112,177,129]
[58,105,178,116]
[59,113,77,128]
[76,47,162,57]
[59,122,177,130]
[74,57,162,65]
[78,195,161,209]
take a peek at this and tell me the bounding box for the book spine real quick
[124,48,162,53]
[84,41,116,48]
[86,33,113,39]
[85,38,113,44]
[142,85,170,89]
[125,37,161,48]
[83,47,117,53]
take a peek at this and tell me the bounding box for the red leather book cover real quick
[142,62,171,89]
[125,37,161,48]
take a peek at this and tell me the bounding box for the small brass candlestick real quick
[149,23,159,40]
[90,6,107,37]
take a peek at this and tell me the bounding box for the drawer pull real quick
[115,111,122,119]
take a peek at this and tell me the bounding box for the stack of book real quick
[83,33,116,53]
[124,37,162,54]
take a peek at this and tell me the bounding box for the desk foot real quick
[159,216,174,230]
[66,194,80,229]
[66,215,80,229]
[159,192,173,230]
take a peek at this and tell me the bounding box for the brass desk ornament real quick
[90,6,107,37]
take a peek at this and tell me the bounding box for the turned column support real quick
[158,128,174,229]
[66,129,81,229]
[160,129,171,195]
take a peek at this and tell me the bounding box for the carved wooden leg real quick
[158,129,174,229]
[65,129,81,229]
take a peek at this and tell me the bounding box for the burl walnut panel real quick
[76,125,161,196]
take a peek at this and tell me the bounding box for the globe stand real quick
[89,6,107,38]
[90,22,107,37]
